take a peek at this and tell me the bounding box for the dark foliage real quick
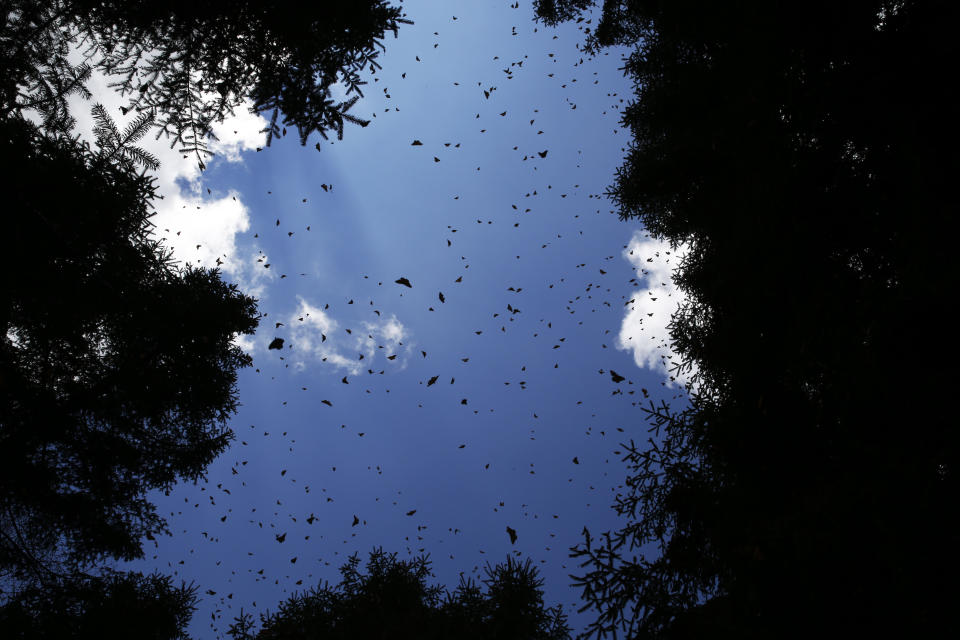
[0,114,258,588]
[0,0,410,605]
[2,0,408,166]
[227,549,571,640]
[0,569,198,640]
[533,0,594,27]
[1,0,410,632]
[538,1,959,637]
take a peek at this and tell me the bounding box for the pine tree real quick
[1,0,410,632]
[0,569,198,640]
[228,549,571,640]
[2,1,409,166]
[537,1,959,637]
[90,103,159,170]
[0,114,258,589]
[1,0,409,603]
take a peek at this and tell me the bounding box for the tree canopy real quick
[537,1,958,637]
[0,112,258,592]
[0,0,408,626]
[2,0,408,164]
[0,569,198,640]
[5,0,955,636]
[227,549,571,640]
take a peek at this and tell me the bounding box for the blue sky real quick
[88,1,692,636]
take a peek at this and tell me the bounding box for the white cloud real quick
[358,315,410,367]
[211,109,265,161]
[63,62,266,281]
[369,316,407,348]
[43,58,269,357]
[232,332,256,354]
[283,297,411,375]
[230,248,278,301]
[22,61,267,353]
[618,232,695,388]
[150,190,250,270]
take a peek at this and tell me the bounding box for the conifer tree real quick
[2,0,408,165]
[227,549,571,640]
[1,0,407,629]
[537,1,959,637]
[0,570,198,640]
[0,113,258,593]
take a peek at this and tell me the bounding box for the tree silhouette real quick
[0,114,258,591]
[90,103,160,171]
[3,0,408,165]
[1,0,408,622]
[538,1,959,637]
[0,569,198,640]
[227,549,571,640]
